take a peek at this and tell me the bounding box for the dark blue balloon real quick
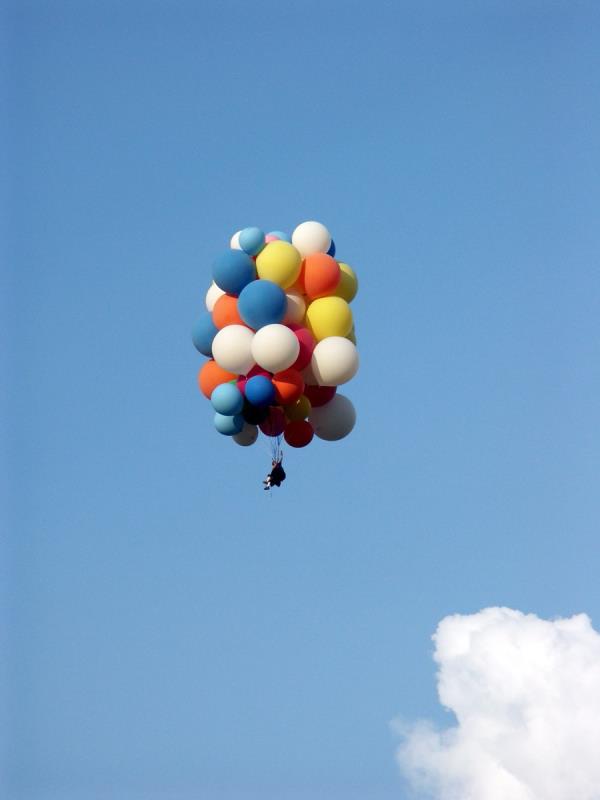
[212,250,256,296]
[242,400,269,424]
[244,375,275,407]
[192,313,219,356]
[327,238,336,257]
[237,279,287,330]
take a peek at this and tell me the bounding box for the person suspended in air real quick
[263,458,286,490]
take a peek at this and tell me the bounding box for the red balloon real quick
[304,384,336,407]
[287,323,316,371]
[272,368,304,405]
[284,420,314,448]
[259,406,286,437]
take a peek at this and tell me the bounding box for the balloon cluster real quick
[192,221,359,449]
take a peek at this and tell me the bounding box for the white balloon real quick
[311,337,359,386]
[230,230,242,249]
[205,281,225,312]
[291,220,332,257]
[233,423,258,446]
[211,325,255,375]
[309,393,356,441]
[284,291,306,325]
[251,324,300,373]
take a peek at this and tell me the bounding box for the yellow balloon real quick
[256,241,302,289]
[346,326,357,345]
[305,297,353,341]
[333,262,358,302]
[285,394,311,421]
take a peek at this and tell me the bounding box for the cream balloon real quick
[284,291,306,325]
[205,281,225,312]
[311,337,359,386]
[251,324,299,373]
[300,361,319,386]
[309,394,356,441]
[233,423,258,446]
[230,230,242,249]
[211,324,255,375]
[291,220,331,257]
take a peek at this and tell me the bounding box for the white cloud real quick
[394,607,600,800]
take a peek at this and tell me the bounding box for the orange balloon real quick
[272,368,305,405]
[212,294,244,329]
[198,360,237,398]
[291,266,306,295]
[302,253,341,299]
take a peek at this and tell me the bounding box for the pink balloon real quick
[287,323,316,371]
[259,406,286,437]
[265,234,279,243]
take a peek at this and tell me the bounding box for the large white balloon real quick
[211,324,255,375]
[291,220,331,257]
[233,422,258,446]
[205,281,225,312]
[230,230,242,249]
[251,324,300,373]
[309,393,356,441]
[311,337,359,386]
[284,291,306,325]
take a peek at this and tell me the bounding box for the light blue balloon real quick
[267,230,291,243]
[239,227,265,256]
[191,313,219,356]
[211,383,244,416]
[214,412,244,436]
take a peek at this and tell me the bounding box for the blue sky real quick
[3,1,600,798]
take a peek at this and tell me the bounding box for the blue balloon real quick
[191,313,219,356]
[244,375,275,407]
[211,383,244,415]
[237,279,286,329]
[214,412,244,436]
[267,230,291,243]
[327,238,336,257]
[212,250,256,296]
[239,227,265,256]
